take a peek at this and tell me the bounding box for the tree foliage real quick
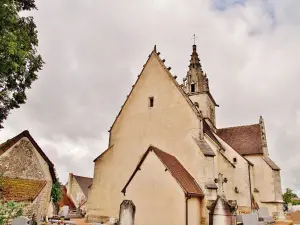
[0,0,44,128]
[51,181,62,205]
[283,188,298,204]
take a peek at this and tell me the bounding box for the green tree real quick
[0,0,44,128]
[51,170,62,214]
[283,188,298,204]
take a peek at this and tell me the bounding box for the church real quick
[86,44,284,225]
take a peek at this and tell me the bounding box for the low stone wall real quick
[85,215,110,223]
[237,206,251,214]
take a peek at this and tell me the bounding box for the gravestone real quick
[61,205,69,218]
[119,200,136,225]
[257,207,274,223]
[12,216,30,225]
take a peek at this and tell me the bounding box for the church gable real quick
[109,46,201,138]
[122,146,203,196]
[0,130,56,182]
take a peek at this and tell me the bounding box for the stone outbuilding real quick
[66,173,93,213]
[0,130,56,219]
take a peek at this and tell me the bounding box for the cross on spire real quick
[192,34,198,45]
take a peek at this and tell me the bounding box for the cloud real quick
[1,0,299,191]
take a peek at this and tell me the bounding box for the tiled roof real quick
[73,175,93,197]
[217,124,263,155]
[193,138,215,157]
[59,186,76,209]
[262,156,280,170]
[0,177,46,202]
[122,146,204,197]
[0,130,57,182]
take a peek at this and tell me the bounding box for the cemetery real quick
[1,1,299,225]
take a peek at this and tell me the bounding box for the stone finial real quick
[119,200,136,225]
[153,45,156,52]
[259,115,268,152]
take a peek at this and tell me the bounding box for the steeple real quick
[184,44,209,94]
[183,43,218,128]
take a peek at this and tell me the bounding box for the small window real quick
[191,83,195,92]
[233,157,237,163]
[149,97,154,107]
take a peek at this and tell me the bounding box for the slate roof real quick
[216,124,263,155]
[73,175,93,197]
[59,186,76,209]
[262,156,280,170]
[122,145,204,197]
[0,177,46,202]
[0,130,57,182]
[193,138,216,157]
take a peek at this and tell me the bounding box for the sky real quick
[1,0,300,194]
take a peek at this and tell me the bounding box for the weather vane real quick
[192,34,198,45]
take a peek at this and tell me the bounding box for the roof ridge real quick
[217,123,260,131]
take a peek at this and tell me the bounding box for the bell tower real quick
[183,44,218,129]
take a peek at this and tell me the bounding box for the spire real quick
[184,44,209,93]
[189,44,203,73]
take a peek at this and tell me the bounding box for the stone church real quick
[86,44,283,225]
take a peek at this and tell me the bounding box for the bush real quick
[0,201,23,225]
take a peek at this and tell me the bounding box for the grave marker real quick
[119,200,136,225]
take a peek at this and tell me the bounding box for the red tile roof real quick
[59,186,76,209]
[0,177,46,202]
[122,146,203,197]
[0,130,57,182]
[217,124,263,155]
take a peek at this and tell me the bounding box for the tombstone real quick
[59,205,69,218]
[257,207,274,223]
[12,216,30,225]
[241,214,260,225]
[208,174,237,225]
[288,203,293,212]
[119,200,136,225]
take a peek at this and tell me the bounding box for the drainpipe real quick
[248,164,253,210]
[186,194,191,225]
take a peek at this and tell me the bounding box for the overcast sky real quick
[1,0,300,194]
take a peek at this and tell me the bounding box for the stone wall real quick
[273,170,283,201]
[0,139,45,180]
[68,177,86,209]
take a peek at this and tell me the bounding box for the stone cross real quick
[119,200,136,225]
[215,173,227,198]
[192,34,198,45]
